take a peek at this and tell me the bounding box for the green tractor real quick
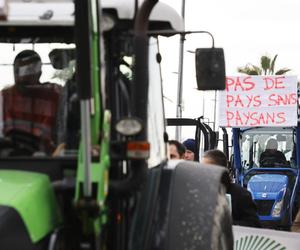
[0,0,233,249]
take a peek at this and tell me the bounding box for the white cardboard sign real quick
[233,225,300,250]
[219,76,298,127]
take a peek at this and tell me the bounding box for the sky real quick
[158,0,300,140]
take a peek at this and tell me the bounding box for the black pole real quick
[75,0,92,100]
[132,0,158,141]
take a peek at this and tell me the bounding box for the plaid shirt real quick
[2,83,62,152]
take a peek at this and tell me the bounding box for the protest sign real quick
[233,225,300,250]
[219,76,298,127]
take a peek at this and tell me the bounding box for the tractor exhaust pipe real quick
[109,0,158,195]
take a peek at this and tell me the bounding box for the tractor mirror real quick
[195,48,226,90]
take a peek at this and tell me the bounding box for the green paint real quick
[242,235,248,250]
[245,235,253,250]
[260,238,270,249]
[0,170,61,243]
[253,235,265,249]
[75,111,111,200]
[270,244,282,250]
[251,235,259,249]
[74,0,111,239]
[262,240,276,250]
[235,235,286,250]
[239,237,244,250]
[90,0,101,144]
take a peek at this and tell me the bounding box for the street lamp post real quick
[175,0,185,141]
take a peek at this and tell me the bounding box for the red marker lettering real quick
[243,76,255,91]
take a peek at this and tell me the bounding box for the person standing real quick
[201,149,261,228]
[168,140,186,159]
[182,138,196,161]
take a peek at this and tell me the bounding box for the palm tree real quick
[237,54,291,75]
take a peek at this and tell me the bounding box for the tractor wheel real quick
[211,186,234,250]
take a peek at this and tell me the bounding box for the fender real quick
[0,170,61,248]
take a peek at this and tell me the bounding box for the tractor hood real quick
[247,174,288,200]
[0,170,61,243]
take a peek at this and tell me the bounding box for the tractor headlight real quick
[272,187,286,218]
[102,14,115,31]
[115,117,142,136]
[272,199,284,217]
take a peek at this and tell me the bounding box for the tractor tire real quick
[211,187,234,250]
[129,161,234,250]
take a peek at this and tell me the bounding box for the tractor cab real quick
[239,127,295,171]
[0,3,78,190]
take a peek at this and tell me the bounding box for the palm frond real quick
[275,68,291,75]
[261,55,271,75]
[251,65,262,75]
[237,65,252,75]
[270,54,278,74]
[238,54,292,77]
[238,63,262,75]
[247,70,260,75]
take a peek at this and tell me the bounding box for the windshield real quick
[0,43,75,90]
[240,127,295,170]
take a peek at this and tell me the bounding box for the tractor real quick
[231,126,300,230]
[224,75,300,230]
[0,0,233,249]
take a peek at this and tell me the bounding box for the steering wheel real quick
[0,130,41,157]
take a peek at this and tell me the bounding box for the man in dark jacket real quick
[201,149,261,228]
[259,138,287,167]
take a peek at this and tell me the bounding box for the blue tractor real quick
[231,126,300,230]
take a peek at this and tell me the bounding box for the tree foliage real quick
[237,54,291,75]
